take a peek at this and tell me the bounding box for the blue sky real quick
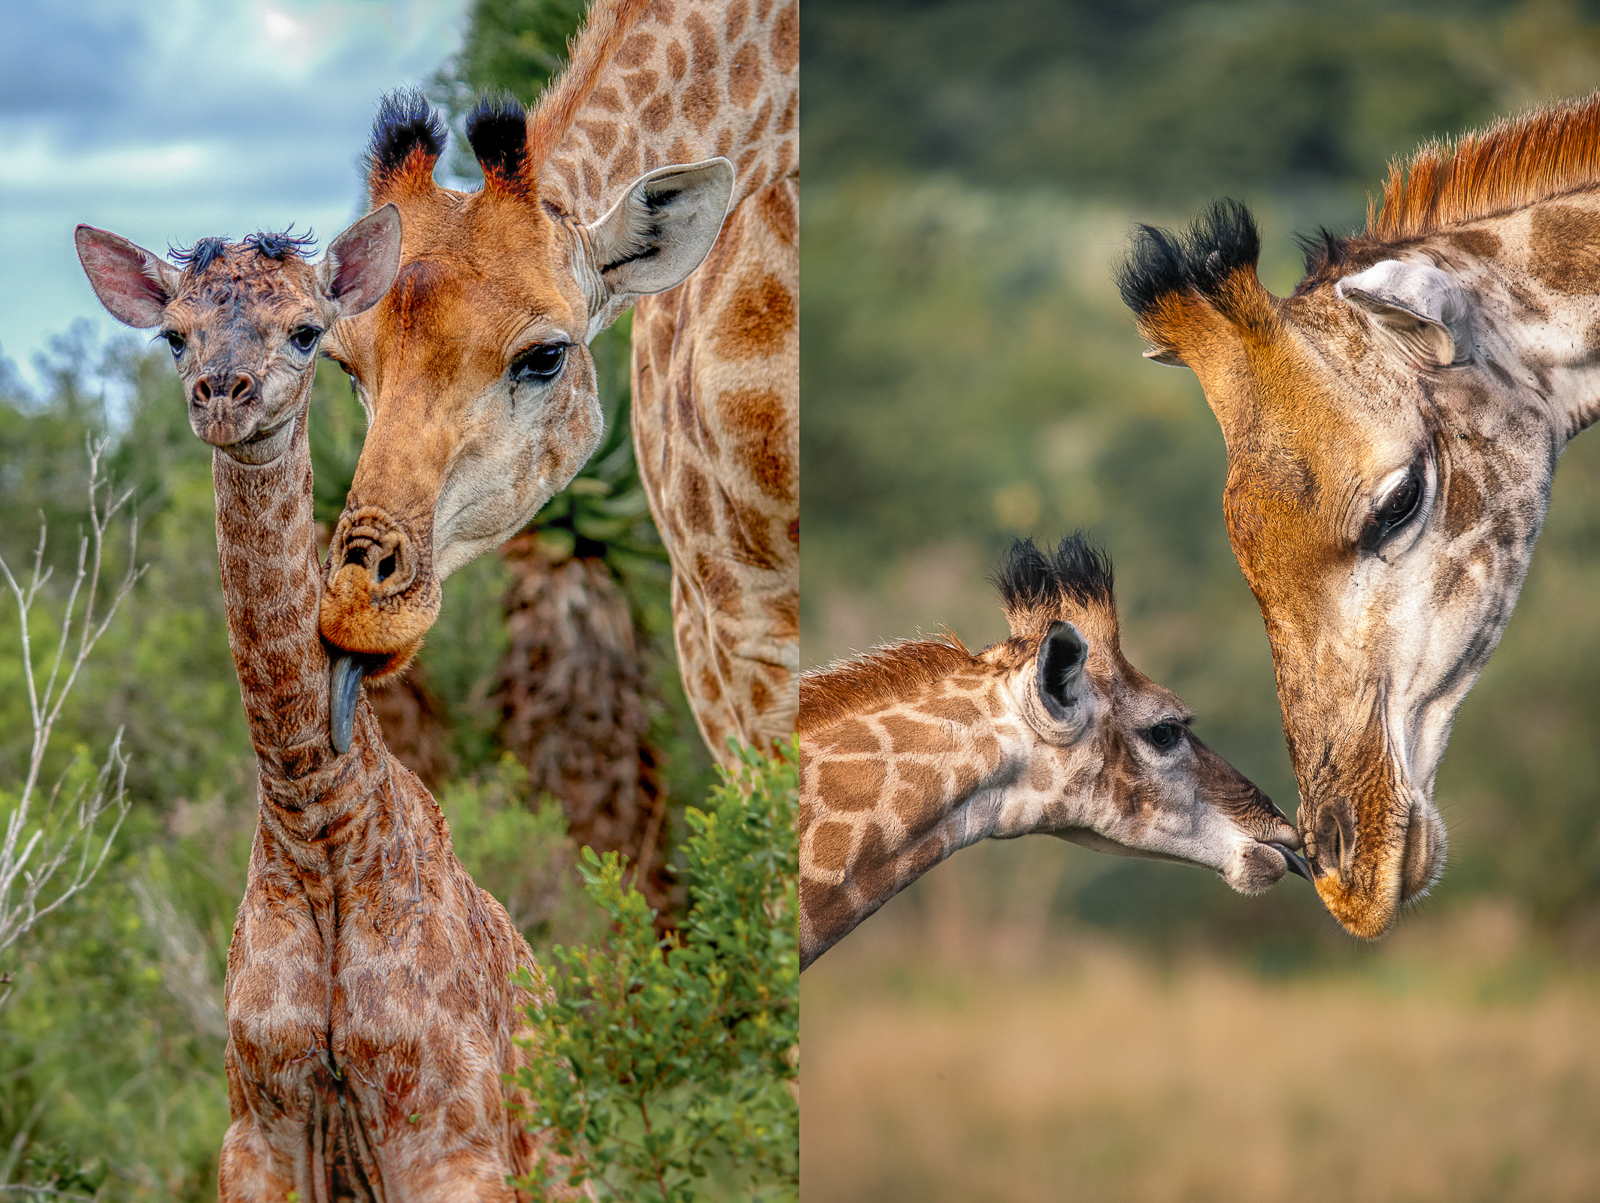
[1,0,471,394]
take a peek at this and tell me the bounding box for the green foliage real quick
[441,755,603,954]
[512,742,799,1203]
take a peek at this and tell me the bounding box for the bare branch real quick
[0,439,141,979]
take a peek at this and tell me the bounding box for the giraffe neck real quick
[212,396,386,830]
[539,0,799,225]
[799,677,1036,969]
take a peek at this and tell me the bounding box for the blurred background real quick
[0,2,724,1196]
[800,1,1600,1200]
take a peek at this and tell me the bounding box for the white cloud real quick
[0,0,471,393]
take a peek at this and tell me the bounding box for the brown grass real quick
[802,901,1600,1202]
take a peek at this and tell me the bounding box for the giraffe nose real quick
[332,511,418,600]
[192,370,259,406]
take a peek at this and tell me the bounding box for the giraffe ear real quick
[583,158,735,309]
[319,204,403,318]
[1337,259,1473,368]
[1036,621,1089,723]
[75,225,180,329]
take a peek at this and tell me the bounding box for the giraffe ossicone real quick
[797,537,1307,971]
[1119,91,1600,938]
[77,218,589,1199]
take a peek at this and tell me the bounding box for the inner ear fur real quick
[319,204,403,318]
[1337,259,1473,368]
[75,226,180,329]
[1037,621,1089,721]
[585,158,735,302]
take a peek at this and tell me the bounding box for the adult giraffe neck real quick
[537,0,799,223]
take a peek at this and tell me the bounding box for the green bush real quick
[513,742,799,1203]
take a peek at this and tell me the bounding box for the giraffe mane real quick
[798,635,974,736]
[1306,92,1600,286]
[525,0,653,177]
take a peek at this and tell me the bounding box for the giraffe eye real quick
[162,330,185,358]
[289,326,322,354]
[509,342,567,386]
[1362,466,1424,550]
[1145,722,1184,752]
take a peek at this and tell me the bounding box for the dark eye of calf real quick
[1360,466,1423,551]
[162,331,186,359]
[289,327,323,355]
[509,343,568,386]
[1144,722,1183,752]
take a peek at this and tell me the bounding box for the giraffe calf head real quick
[75,210,401,466]
[986,538,1305,896]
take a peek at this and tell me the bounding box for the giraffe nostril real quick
[230,374,253,401]
[195,378,213,403]
[376,553,397,584]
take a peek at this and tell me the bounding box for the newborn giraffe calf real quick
[76,212,585,1200]
[798,537,1308,970]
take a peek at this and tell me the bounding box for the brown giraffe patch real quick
[678,463,715,535]
[810,820,852,873]
[1441,463,1485,538]
[819,719,879,755]
[880,712,932,754]
[720,387,793,498]
[617,30,656,67]
[1529,204,1600,294]
[726,0,748,40]
[728,40,762,107]
[817,759,887,810]
[922,695,984,726]
[769,0,798,72]
[853,823,898,898]
[716,271,795,359]
[1445,228,1502,259]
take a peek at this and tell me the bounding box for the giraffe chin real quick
[1308,797,1447,939]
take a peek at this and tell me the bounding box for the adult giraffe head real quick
[320,72,733,700]
[1118,94,1600,937]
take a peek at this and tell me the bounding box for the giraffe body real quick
[76,221,585,1200]
[798,539,1304,969]
[321,0,798,763]
[1120,92,1600,937]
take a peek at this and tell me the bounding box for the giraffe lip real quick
[1269,842,1314,883]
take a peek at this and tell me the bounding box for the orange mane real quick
[1368,90,1600,241]
[526,0,653,168]
[798,636,974,737]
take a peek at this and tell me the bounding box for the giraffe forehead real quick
[172,254,321,328]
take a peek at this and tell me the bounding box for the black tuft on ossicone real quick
[244,227,317,260]
[169,237,229,274]
[994,534,1115,616]
[1114,198,1261,317]
[465,91,529,187]
[365,88,447,182]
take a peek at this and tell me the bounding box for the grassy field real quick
[801,856,1600,1203]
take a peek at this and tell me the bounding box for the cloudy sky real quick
[2,0,471,393]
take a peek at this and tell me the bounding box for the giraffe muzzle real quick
[320,505,441,682]
[188,369,267,447]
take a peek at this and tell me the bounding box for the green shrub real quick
[512,741,799,1203]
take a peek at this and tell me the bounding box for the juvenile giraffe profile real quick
[320,0,798,762]
[1119,91,1600,938]
[76,217,585,1200]
[798,537,1307,970]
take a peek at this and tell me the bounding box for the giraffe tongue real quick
[1270,842,1314,883]
[329,652,377,755]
